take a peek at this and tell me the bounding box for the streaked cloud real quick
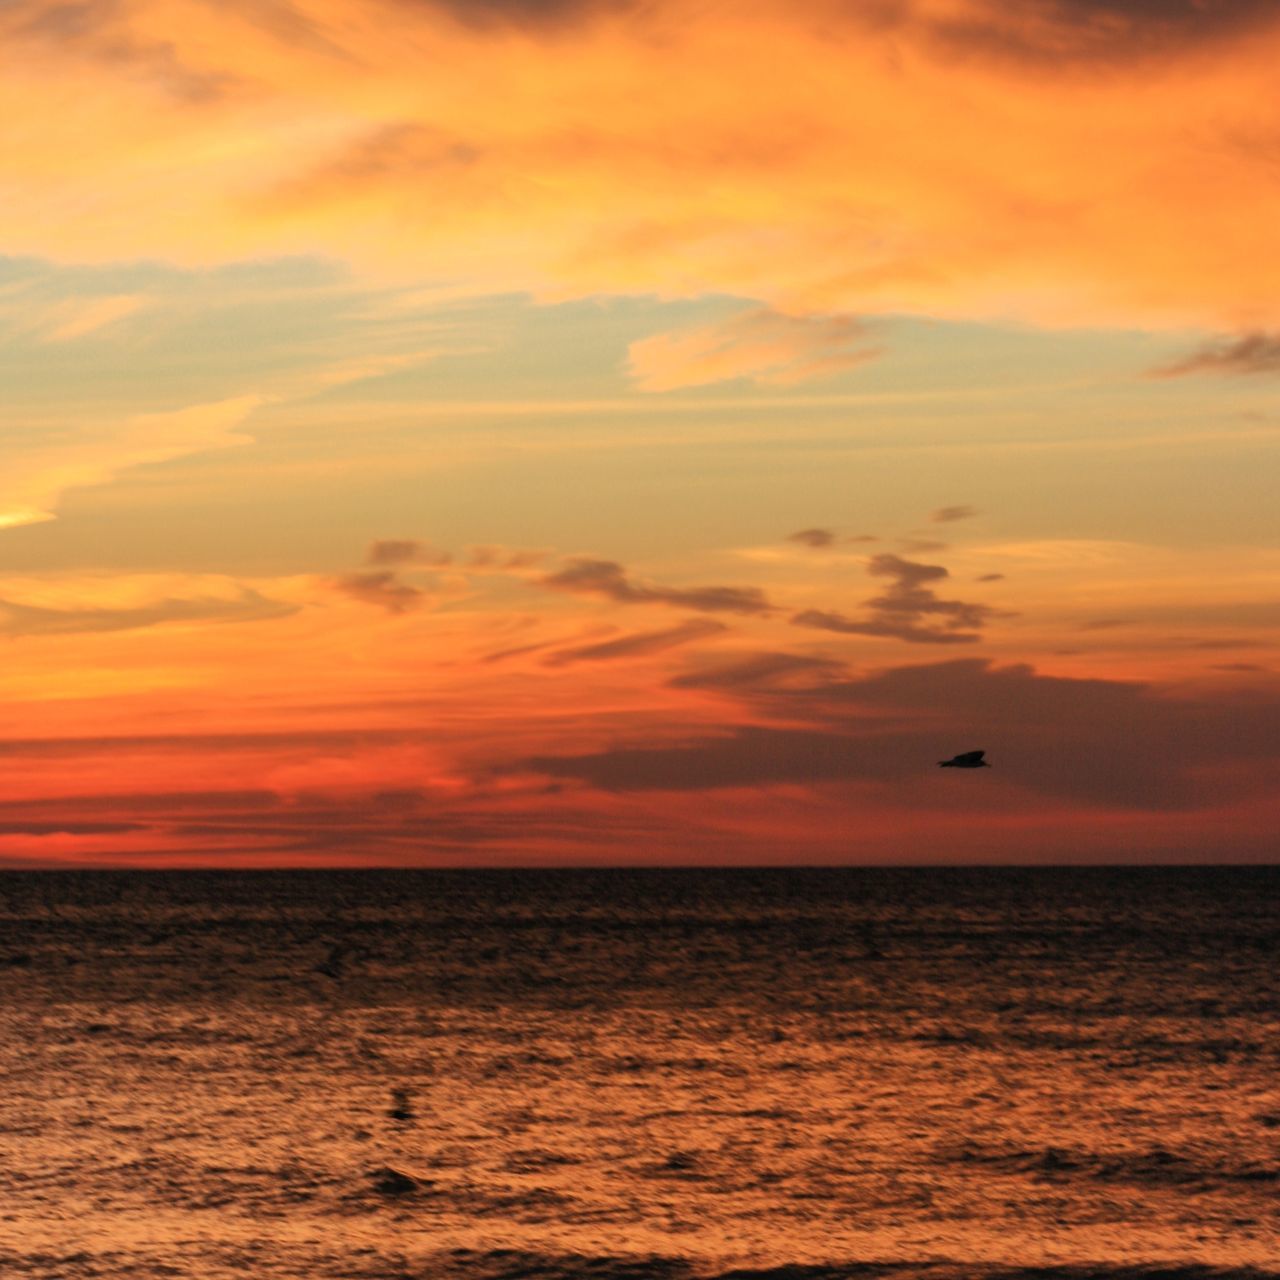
[542,617,727,666]
[0,395,265,530]
[329,570,426,613]
[628,309,880,392]
[366,539,453,566]
[1151,332,1280,378]
[787,528,836,549]
[541,558,776,615]
[38,294,146,343]
[0,588,295,636]
[931,505,979,524]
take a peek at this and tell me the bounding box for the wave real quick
[947,1145,1279,1189]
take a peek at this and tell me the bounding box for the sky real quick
[2,0,1280,867]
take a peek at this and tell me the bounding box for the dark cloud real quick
[1150,332,1280,378]
[330,571,425,613]
[523,656,1280,810]
[480,638,559,664]
[1079,618,1132,631]
[792,553,1004,644]
[847,534,880,543]
[792,608,981,645]
[0,590,296,636]
[906,0,1280,68]
[541,558,776,615]
[367,539,452,566]
[403,0,629,31]
[543,618,727,666]
[900,538,949,553]
[1211,663,1269,673]
[977,573,1005,582]
[669,651,846,691]
[787,527,836,548]
[930,505,978,523]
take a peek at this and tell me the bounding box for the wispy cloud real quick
[0,395,265,530]
[787,528,836,549]
[628,309,880,392]
[329,571,426,613]
[366,539,453,566]
[931,505,979,523]
[543,618,727,666]
[541,558,776,615]
[38,294,146,343]
[1151,332,1280,378]
[0,588,295,636]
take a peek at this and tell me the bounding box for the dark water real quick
[1,868,1277,1279]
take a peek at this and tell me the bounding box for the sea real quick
[0,867,1276,1280]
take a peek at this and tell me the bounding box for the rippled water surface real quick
[1,868,1277,1279]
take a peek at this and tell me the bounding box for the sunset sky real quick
[3,0,1280,866]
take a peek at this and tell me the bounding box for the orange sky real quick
[2,0,1279,865]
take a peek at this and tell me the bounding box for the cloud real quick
[467,545,548,569]
[627,309,880,392]
[542,618,727,666]
[977,572,1006,582]
[792,552,1004,644]
[8,1,1280,330]
[908,0,1280,68]
[39,294,146,342]
[1151,332,1280,378]
[0,395,265,530]
[330,570,426,613]
[541,558,775,615]
[787,528,836,548]
[0,587,296,636]
[366,539,453,566]
[669,651,846,691]
[931,505,979,523]
[522,655,1280,811]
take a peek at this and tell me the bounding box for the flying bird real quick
[938,750,990,768]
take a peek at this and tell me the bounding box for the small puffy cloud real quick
[541,557,775,615]
[931,505,979,523]
[367,539,453,566]
[1151,332,1280,378]
[787,528,836,549]
[627,309,880,392]
[543,618,727,666]
[330,571,425,613]
[792,552,1005,645]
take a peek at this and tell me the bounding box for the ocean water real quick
[0,867,1277,1280]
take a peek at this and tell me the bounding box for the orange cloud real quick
[2,1,1279,330]
[627,309,880,391]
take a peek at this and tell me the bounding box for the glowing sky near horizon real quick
[3,0,1280,866]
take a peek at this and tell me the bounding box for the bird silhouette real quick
[938,750,990,768]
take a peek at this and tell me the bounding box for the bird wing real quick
[954,750,985,764]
